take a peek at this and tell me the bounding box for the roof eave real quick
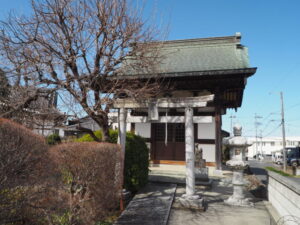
[113,67,257,80]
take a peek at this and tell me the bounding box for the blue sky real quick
[1,0,300,137]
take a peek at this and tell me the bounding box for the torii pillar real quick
[184,107,196,197]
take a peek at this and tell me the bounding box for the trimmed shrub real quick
[109,130,149,193]
[76,130,102,142]
[124,133,149,193]
[76,129,149,193]
[49,142,122,224]
[46,133,61,145]
[0,118,52,224]
[0,118,49,188]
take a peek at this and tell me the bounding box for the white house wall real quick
[199,144,215,162]
[246,136,300,157]
[198,118,215,139]
[135,123,151,138]
[111,122,131,132]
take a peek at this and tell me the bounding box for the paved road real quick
[248,159,275,185]
[248,158,300,185]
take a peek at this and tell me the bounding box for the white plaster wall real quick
[111,122,131,132]
[59,128,65,137]
[268,174,300,222]
[198,144,215,162]
[135,123,151,138]
[34,128,54,137]
[197,118,215,139]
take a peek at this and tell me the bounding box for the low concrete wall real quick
[268,171,300,221]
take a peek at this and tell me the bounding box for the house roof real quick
[157,33,249,73]
[123,32,255,77]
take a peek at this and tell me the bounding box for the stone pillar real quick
[178,107,204,209]
[118,108,127,210]
[118,108,127,154]
[184,107,195,197]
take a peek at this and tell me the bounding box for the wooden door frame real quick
[150,123,198,161]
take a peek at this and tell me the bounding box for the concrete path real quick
[114,183,177,225]
[168,181,271,225]
[115,177,271,225]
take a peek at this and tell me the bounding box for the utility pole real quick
[280,92,287,172]
[229,114,236,136]
[254,114,262,159]
[260,129,263,157]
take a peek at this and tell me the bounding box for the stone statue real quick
[194,143,208,181]
[195,144,206,169]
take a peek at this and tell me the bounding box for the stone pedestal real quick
[224,170,253,207]
[177,195,205,210]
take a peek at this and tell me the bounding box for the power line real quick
[261,119,276,133]
[263,123,281,137]
[285,102,300,111]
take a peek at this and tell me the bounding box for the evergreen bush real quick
[76,130,102,142]
[106,130,149,193]
[124,132,149,193]
[46,133,62,145]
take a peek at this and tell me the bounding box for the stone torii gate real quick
[113,94,214,200]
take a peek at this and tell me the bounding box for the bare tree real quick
[0,0,164,141]
[0,78,65,135]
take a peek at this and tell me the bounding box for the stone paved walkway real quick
[115,179,272,225]
[114,183,177,225]
[168,180,271,225]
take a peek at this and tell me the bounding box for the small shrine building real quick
[113,33,256,172]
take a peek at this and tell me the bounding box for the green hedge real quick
[76,130,102,142]
[76,130,149,193]
[46,133,62,145]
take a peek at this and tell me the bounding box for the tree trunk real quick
[101,116,110,142]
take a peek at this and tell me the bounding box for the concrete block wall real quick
[268,171,300,222]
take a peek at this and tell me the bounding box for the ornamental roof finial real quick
[233,124,242,136]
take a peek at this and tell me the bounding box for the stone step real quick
[149,173,212,187]
[114,183,177,225]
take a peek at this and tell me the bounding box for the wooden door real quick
[152,123,185,161]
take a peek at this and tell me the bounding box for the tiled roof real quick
[124,33,252,75]
[159,35,248,72]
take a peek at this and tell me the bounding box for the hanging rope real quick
[165,109,168,146]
